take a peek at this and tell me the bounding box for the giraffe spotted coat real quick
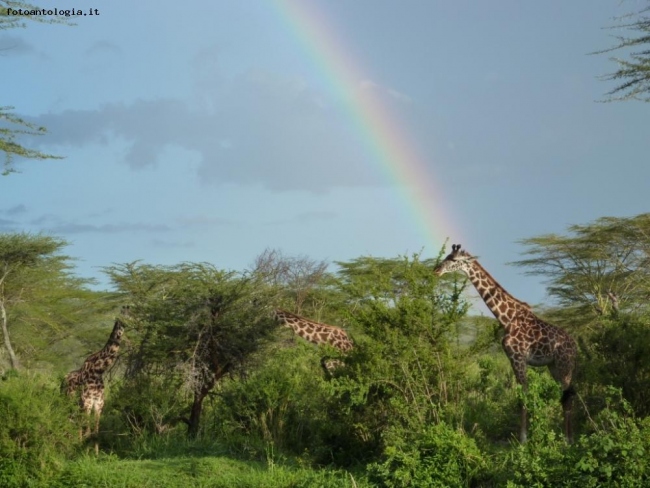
[273,309,353,373]
[434,244,577,443]
[63,307,128,433]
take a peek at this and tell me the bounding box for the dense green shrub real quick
[213,344,334,461]
[590,314,650,416]
[367,423,487,487]
[324,253,472,462]
[98,375,190,454]
[460,354,520,442]
[502,390,650,487]
[0,372,80,487]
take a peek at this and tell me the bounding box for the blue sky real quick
[2,0,648,312]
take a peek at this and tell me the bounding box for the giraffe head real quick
[272,309,284,322]
[273,309,295,329]
[433,243,475,277]
[108,306,130,344]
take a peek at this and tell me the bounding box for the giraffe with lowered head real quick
[273,309,353,374]
[63,306,128,436]
[434,244,577,443]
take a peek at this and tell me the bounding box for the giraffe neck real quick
[277,311,323,345]
[90,318,124,375]
[274,310,352,351]
[104,317,124,352]
[466,260,530,327]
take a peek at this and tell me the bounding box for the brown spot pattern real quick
[433,244,577,443]
[273,309,354,372]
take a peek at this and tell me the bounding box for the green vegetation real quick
[1,1,71,175]
[1,213,650,486]
[596,0,650,102]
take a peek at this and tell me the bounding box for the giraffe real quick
[272,309,353,374]
[433,244,577,443]
[63,306,128,436]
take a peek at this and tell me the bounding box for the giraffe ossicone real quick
[434,244,577,443]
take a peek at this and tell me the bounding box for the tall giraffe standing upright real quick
[63,306,128,436]
[434,244,577,443]
[273,309,353,374]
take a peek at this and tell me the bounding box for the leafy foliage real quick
[367,423,486,488]
[0,233,97,371]
[596,1,650,102]
[2,213,650,485]
[589,313,650,416]
[103,261,277,436]
[0,107,63,175]
[320,253,470,462]
[1,1,75,30]
[1,2,71,175]
[214,345,332,460]
[0,372,80,487]
[504,390,650,487]
[511,213,650,326]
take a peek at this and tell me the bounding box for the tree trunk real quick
[187,375,218,437]
[188,388,208,437]
[0,301,19,370]
[187,362,231,437]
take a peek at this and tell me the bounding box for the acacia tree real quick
[1,1,71,175]
[0,232,94,370]
[0,108,62,175]
[104,261,276,436]
[315,253,470,460]
[597,1,650,102]
[250,248,334,316]
[1,1,73,29]
[511,213,650,325]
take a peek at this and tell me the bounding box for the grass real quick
[54,454,369,488]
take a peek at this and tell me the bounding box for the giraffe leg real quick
[504,347,529,443]
[95,397,103,434]
[550,364,575,443]
[80,391,92,438]
[561,388,575,444]
[520,402,528,444]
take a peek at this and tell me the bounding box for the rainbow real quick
[271,0,464,250]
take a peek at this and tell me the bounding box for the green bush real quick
[502,389,650,488]
[213,344,335,462]
[99,374,190,454]
[591,314,650,416]
[460,354,521,442]
[0,372,80,487]
[367,423,487,487]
